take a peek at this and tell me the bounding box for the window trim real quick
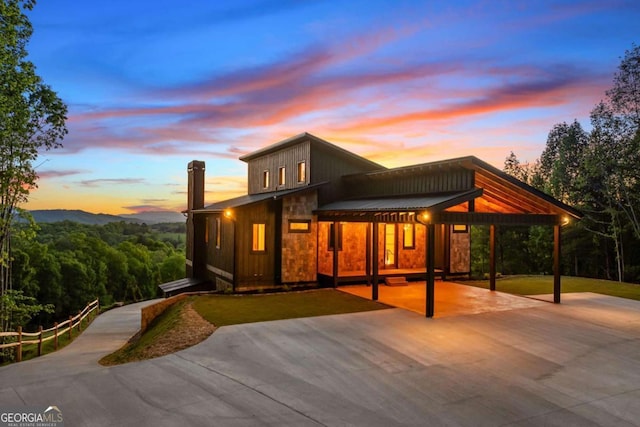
[278,166,286,186]
[297,161,306,184]
[215,217,221,249]
[402,223,415,249]
[328,223,343,251]
[288,219,311,233]
[262,170,270,189]
[252,223,266,253]
[452,224,469,233]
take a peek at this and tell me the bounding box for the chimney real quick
[188,160,205,211]
[186,160,206,279]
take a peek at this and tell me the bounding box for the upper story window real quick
[262,170,269,189]
[297,161,306,183]
[278,167,286,186]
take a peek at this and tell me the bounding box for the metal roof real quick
[316,188,482,213]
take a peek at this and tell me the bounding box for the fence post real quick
[16,326,22,363]
[78,311,82,332]
[54,322,58,350]
[68,315,73,340]
[37,325,43,356]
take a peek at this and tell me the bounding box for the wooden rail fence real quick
[0,298,99,362]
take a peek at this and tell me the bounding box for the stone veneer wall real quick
[317,222,368,274]
[281,193,318,283]
[450,228,470,273]
[397,223,427,269]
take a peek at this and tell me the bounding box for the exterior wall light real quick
[224,209,233,219]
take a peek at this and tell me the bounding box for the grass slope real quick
[101,289,388,365]
[191,289,390,326]
[465,275,640,300]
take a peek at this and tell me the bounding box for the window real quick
[403,223,415,249]
[289,219,311,233]
[328,223,343,251]
[262,170,269,189]
[297,161,306,183]
[252,223,266,252]
[453,224,469,233]
[278,167,286,186]
[215,218,221,248]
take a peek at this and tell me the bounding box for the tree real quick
[0,0,67,331]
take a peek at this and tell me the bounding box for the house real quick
[162,132,581,317]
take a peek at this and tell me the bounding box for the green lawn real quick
[465,275,640,300]
[191,289,389,326]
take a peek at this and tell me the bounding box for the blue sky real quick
[24,0,640,214]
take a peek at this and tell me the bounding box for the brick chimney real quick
[186,161,206,279]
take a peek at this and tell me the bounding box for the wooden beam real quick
[554,224,561,303]
[426,223,435,318]
[372,221,379,301]
[489,224,496,291]
[433,212,561,226]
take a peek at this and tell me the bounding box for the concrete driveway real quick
[1,293,640,426]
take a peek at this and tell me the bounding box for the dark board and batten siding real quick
[206,213,235,282]
[234,200,278,288]
[344,169,475,199]
[247,141,311,195]
[310,144,384,205]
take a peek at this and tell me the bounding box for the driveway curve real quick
[1,294,640,426]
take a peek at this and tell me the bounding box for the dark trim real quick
[432,212,562,226]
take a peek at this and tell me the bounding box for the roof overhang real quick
[315,188,483,222]
[193,183,324,214]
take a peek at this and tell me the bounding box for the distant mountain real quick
[29,210,140,225]
[28,209,184,225]
[119,211,185,224]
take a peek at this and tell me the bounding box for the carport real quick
[316,157,582,318]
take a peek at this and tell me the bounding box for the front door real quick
[384,223,397,268]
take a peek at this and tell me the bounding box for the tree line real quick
[9,221,185,330]
[472,44,640,284]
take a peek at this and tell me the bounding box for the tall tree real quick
[0,0,67,331]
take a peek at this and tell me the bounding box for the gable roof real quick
[239,132,384,170]
[345,155,582,219]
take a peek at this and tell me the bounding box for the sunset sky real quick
[24,0,640,215]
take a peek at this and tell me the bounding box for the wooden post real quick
[54,322,59,350]
[554,224,561,303]
[489,224,496,291]
[426,223,435,318]
[16,326,22,362]
[372,221,379,301]
[365,223,371,286]
[69,315,73,340]
[332,221,339,288]
[37,325,43,356]
[78,311,82,332]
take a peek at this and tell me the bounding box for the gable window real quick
[328,223,343,251]
[403,224,415,249]
[215,218,221,248]
[252,223,266,252]
[297,161,306,183]
[278,167,286,186]
[262,170,269,189]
